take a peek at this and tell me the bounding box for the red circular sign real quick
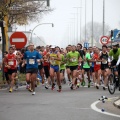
[100,36,109,45]
[10,32,27,49]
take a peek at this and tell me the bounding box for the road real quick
[0,84,120,120]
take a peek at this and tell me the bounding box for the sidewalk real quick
[0,81,26,90]
[96,97,120,115]
[114,97,120,109]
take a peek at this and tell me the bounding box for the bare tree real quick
[0,0,53,26]
[82,21,110,47]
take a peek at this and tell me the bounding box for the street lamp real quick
[30,23,54,42]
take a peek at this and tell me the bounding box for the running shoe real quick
[57,86,62,92]
[68,81,72,86]
[103,86,108,90]
[70,84,76,90]
[28,87,33,92]
[14,85,18,91]
[35,84,37,87]
[51,83,55,90]
[77,83,80,88]
[81,81,85,86]
[26,84,29,89]
[96,84,99,89]
[88,82,91,88]
[37,81,40,85]
[45,85,49,89]
[32,91,36,95]
[9,88,13,93]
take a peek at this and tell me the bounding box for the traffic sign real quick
[113,29,120,42]
[84,42,89,48]
[100,36,109,45]
[10,32,27,49]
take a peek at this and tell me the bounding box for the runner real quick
[49,45,62,92]
[2,51,10,87]
[65,45,72,84]
[100,45,110,90]
[60,49,66,84]
[66,45,81,90]
[36,46,44,85]
[6,47,17,92]
[109,43,120,90]
[22,43,42,95]
[89,47,95,85]
[82,47,91,88]
[43,45,51,89]
[92,47,101,89]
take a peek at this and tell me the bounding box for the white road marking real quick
[91,100,120,118]
[12,38,25,42]
[65,107,91,110]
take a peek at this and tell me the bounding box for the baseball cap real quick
[50,45,56,48]
[112,42,119,47]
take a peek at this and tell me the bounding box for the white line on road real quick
[91,101,120,118]
[12,38,25,42]
[65,107,91,110]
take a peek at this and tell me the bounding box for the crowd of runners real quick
[2,42,120,95]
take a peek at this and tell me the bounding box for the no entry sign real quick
[100,36,109,45]
[10,32,27,49]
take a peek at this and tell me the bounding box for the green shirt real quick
[109,48,120,60]
[67,51,80,66]
[65,53,70,66]
[60,54,66,70]
[83,52,91,68]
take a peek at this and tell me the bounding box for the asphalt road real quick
[0,84,120,120]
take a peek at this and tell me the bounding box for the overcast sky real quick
[17,0,120,47]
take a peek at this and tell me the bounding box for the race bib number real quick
[29,59,35,64]
[102,60,107,64]
[89,62,92,66]
[50,60,55,65]
[38,62,41,65]
[71,58,77,62]
[8,61,14,65]
[96,62,101,65]
[83,62,87,65]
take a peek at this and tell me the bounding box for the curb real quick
[0,82,26,90]
[113,97,120,109]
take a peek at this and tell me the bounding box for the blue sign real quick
[113,29,120,42]
[84,42,89,48]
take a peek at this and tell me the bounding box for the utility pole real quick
[73,7,81,43]
[80,0,82,43]
[91,0,94,47]
[85,0,87,42]
[103,0,105,36]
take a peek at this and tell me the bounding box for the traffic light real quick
[111,30,114,40]
[0,36,1,42]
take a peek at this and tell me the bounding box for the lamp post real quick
[31,23,54,43]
